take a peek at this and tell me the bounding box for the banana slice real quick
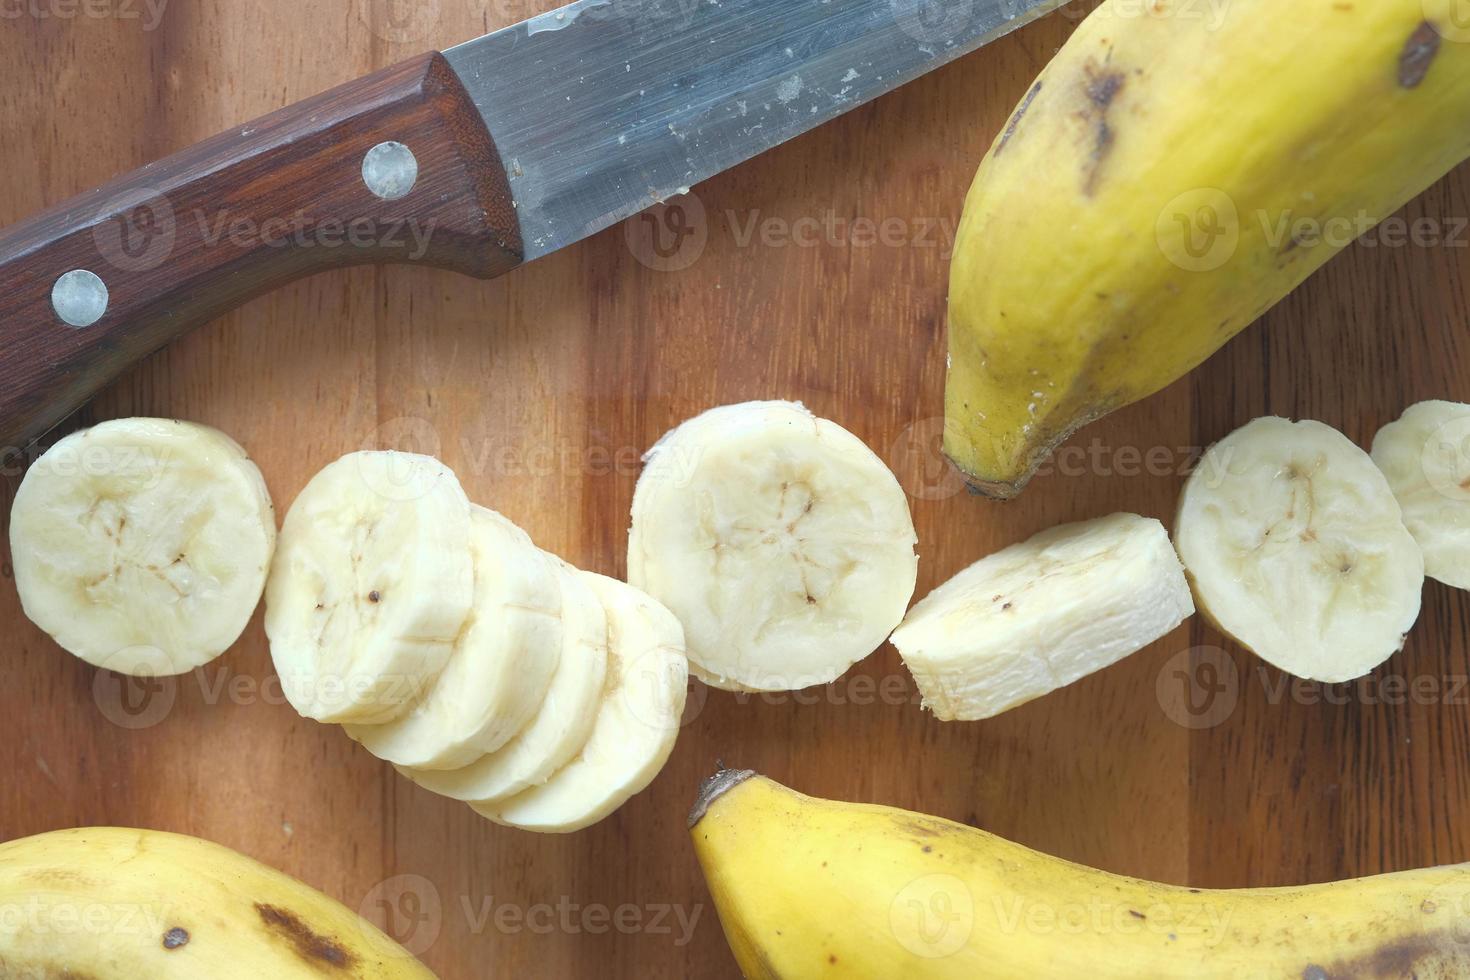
[628,400,918,692]
[1176,417,1424,683]
[265,451,473,724]
[477,573,688,833]
[397,557,609,803]
[890,513,1192,721]
[9,418,276,676]
[1371,400,1470,590]
[344,507,563,770]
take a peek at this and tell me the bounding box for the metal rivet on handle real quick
[362,141,418,200]
[52,270,109,328]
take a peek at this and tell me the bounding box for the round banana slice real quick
[890,513,1193,721]
[344,507,563,770]
[628,400,918,692]
[9,418,276,677]
[1370,400,1470,590]
[477,573,688,833]
[1176,417,1424,683]
[265,451,473,724]
[397,557,609,804]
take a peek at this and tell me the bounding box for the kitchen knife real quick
[0,0,1065,449]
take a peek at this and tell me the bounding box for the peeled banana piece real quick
[1372,400,1470,589]
[476,573,688,833]
[890,513,1192,721]
[1176,417,1424,682]
[629,401,918,692]
[398,561,609,805]
[0,827,434,978]
[9,418,275,676]
[345,506,564,770]
[691,769,1470,979]
[945,0,1470,496]
[265,451,474,724]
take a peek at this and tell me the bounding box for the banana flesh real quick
[890,513,1192,720]
[628,401,917,692]
[1176,417,1423,682]
[1372,400,1470,590]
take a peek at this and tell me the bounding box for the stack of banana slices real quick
[265,451,688,834]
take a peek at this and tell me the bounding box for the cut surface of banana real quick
[265,451,473,724]
[628,400,918,692]
[1371,400,1470,590]
[9,418,276,676]
[477,573,688,833]
[344,506,563,770]
[398,558,609,803]
[1176,417,1424,683]
[890,513,1192,721]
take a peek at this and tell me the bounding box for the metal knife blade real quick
[446,0,1068,260]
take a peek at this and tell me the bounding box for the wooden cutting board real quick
[3,2,1469,976]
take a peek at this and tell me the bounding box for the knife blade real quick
[0,0,1065,449]
[449,0,1066,259]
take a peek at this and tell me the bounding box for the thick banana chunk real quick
[398,558,609,803]
[628,400,918,692]
[345,507,563,770]
[890,513,1191,721]
[478,573,688,833]
[265,452,473,724]
[9,418,275,676]
[1371,400,1470,589]
[1176,418,1424,682]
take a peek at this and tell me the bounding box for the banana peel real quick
[690,769,1470,978]
[0,827,435,978]
[945,0,1470,497]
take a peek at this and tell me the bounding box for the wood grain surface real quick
[1,1,1468,977]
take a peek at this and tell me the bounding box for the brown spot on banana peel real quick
[1400,21,1442,89]
[254,904,356,971]
[1305,929,1467,977]
[995,80,1042,155]
[1080,66,1126,197]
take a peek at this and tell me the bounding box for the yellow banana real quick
[0,827,435,979]
[944,0,1470,497]
[690,769,1470,978]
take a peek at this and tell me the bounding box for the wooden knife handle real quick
[0,51,522,450]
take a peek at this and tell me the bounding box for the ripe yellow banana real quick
[0,827,434,978]
[690,770,1470,978]
[945,0,1470,497]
